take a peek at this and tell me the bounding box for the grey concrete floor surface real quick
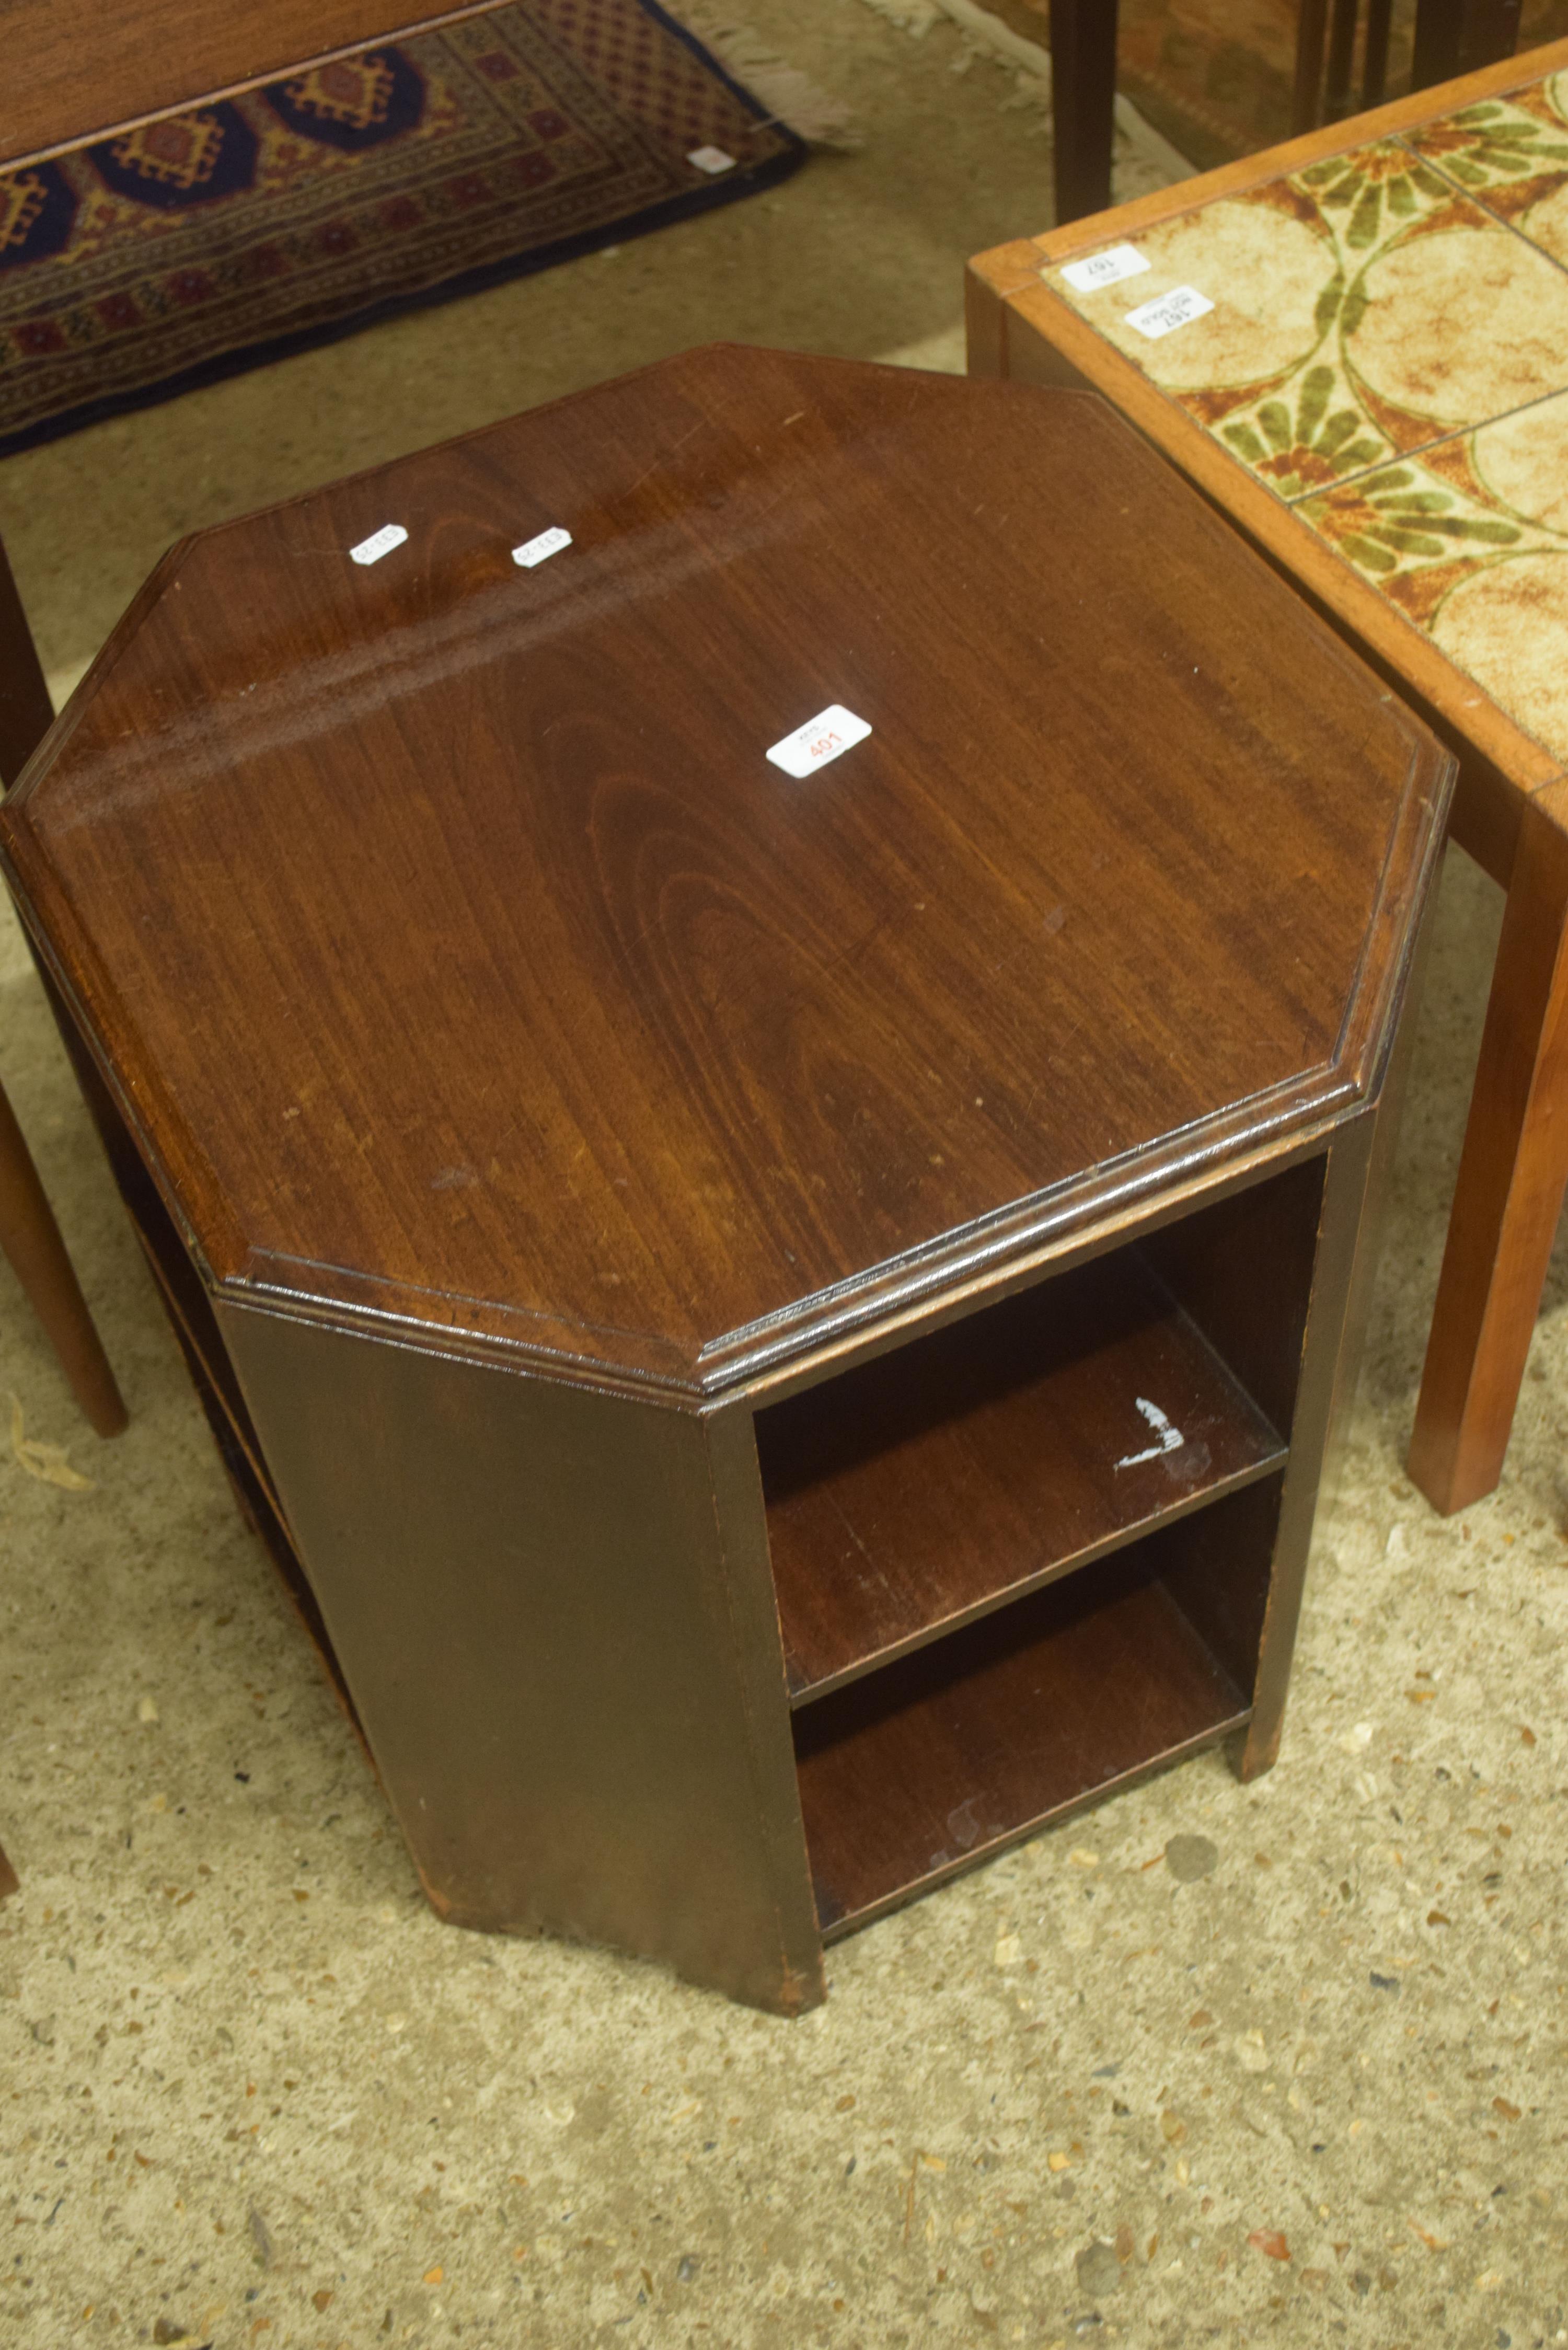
[1,3,1565,2345]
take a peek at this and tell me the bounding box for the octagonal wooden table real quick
[0,346,1451,2007]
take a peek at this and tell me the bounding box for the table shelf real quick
[759,1244,1286,1704]
[793,1488,1270,1935]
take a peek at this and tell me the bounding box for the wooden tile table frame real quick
[0,347,1450,2008]
[970,40,1568,1515]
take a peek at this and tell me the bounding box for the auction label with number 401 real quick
[766,704,872,778]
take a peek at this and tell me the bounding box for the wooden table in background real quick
[0,345,1449,2005]
[1044,0,1524,224]
[971,39,1568,1515]
[0,0,504,169]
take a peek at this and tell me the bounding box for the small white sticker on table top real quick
[687,144,735,174]
[513,525,572,569]
[1060,243,1149,293]
[1125,285,1214,340]
[766,704,871,779]
[349,522,408,566]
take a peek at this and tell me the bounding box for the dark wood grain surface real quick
[0,0,494,170]
[1,347,1444,1393]
[760,1246,1283,1700]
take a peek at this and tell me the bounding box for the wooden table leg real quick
[1409,784,1568,1514]
[1324,0,1361,119]
[0,531,54,789]
[1292,0,1330,131]
[0,1077,128,1437]
[1412,0,1521,87]
[1049,0,1119,225]
[0,533,124,1435]
[1362,0,1395,108]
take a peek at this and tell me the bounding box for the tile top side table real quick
[970,39,1568,1517]
[0,346,1450,2008]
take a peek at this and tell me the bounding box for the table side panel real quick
[1234,1112,1377,1778]
[217,1303,824,2012]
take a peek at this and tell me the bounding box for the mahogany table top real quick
[0,345,1448,1396]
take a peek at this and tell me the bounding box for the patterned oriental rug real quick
[0,0,804,456]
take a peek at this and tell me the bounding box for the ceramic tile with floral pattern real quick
[1042,61,1568,770]
[1047,111,1568,505]
[1405,75,1568,262]
[1297,389,1568,762]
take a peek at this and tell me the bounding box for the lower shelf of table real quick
[793,1508,1259,1937]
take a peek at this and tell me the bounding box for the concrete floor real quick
[2,4,1567,2345]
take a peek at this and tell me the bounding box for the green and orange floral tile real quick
[1050,135,1568,498]
[1300,392,1568,761]
[1043,62,1568,766]
[1405,76,1568,254]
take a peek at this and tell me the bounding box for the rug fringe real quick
[669,7,864,147]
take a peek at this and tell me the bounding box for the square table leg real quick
[1409,781,1568,1513]
[1048,0,1119,226]
[0,536,127,1436]
[0,531,53,789]
[0,1078,128,1437]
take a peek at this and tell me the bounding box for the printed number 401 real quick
[765,702,873,778]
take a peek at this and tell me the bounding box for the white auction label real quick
[766,704,871,779]
[1125,284,1214,339]
[687,144,735,174]
[350,522,408,566]
[513,525,572,569]
[1060,243,1149,293]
